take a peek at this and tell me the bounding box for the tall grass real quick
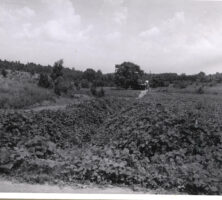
[157,83,222,95]
[0,78,55,109]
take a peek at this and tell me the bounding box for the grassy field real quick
[0,77,55,109]
[0,73,140,109]
[156,83,222,95]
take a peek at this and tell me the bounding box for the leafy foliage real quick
[115,62,144,89]
[0,93,221,195]
[196,86,205,94]
[90,86,105,97]
[1,69,8,78]
[50,59,64,81]
[38,73,52,88]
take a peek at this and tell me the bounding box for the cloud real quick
[105,31,121,40]
[0,0,92,43]
[16,6,36,18]
[139,27,160,38]
[105,0,125,6]
[113,7,128,25]
[1,0,222,73]
[0,0,95,68]
[164,11,185,27]
[138,12,185,39]
[22,1,83,42]
[134,10,222,73]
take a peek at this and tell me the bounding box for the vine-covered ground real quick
[0,93,221,195]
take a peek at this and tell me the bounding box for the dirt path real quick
[137,90,148,99]
[0,179,148,194]
[28,104,67,112]
[24,95,92,112]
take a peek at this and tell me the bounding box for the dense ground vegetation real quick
[0,58,221,194]
[0,93,221,195]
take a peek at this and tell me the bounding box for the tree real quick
[114,62,144,89]
[96,70,103,80]
[83,68,96,82]
[50,59,67,96]
[50,59,64,81]
[197,72,206,82]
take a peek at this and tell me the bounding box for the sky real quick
[0,0,222,74]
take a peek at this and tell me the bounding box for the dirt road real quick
[137,90,148,99]
[0,179,148,193]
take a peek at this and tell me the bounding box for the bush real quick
[93,80,105,87]
[90,85,97,96]
[74,82,80,90]
[196,86,204,94]
[1,69,7,78]
[54,77,71,96]
[208,82,217,87]
[97,87,105,97]
[38,73,52,88]
[81,79,90,88]
[90,86,105,97]
[150,79,165,88]
[173,81,188,89]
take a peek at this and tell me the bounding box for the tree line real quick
[0,59,115,88]
[1,58,222,92]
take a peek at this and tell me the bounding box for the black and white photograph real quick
[0,0,221,196]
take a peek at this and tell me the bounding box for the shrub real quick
[97,87,105,97]
[150,79,165,88]
[38,73,52,88]
[1,69,7,78]
[173,81,188,89]
[208,82,216,87]
[90,85,97,96]
[90,86,105,97]
[74,82,80,90]
[30,70,35,76]
[196,86,204,94]
[93,80,105,87]
[81,79,90,88]
[54,77,71,96]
